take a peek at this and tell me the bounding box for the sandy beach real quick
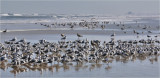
[0,1,160,77]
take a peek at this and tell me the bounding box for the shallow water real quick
[1,56,159,78]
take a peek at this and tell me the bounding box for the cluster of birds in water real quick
[1,19,160,76]
[0,33,160,75]
[34,20,109,29]
[32,20,160,40]
[3,19,159,39]
[34,20,159,34]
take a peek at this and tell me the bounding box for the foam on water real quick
[1,13,159,24]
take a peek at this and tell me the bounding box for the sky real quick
[1,0,159,15]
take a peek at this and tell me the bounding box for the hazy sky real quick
[1,0,159,15]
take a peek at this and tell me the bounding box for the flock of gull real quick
[34,20,109,29]
[0,33,160,75]
[0,19,160,76]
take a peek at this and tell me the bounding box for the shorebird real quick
[77,33,83,39]
[101,25,105,30]
[147,35,151,39]
[0,55,7,62]
[61,34,65,37]
[19,38,26,43]
[154,35,158,40]
[148,31,152,33]
[70,26,74,29]
[61,34,66,41]
[136,32,139,38]
[10,37,17,41]
[61,36,66,40]
[111,32,115,37]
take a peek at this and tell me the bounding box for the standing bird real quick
[136,32,139,38]
[61,34,65,37]
[61,34,66,41]
[154,35,158,40]
[77,33,83,39]
[147,35,151,39]
[148,31,152,33]
[61,36,66,41]
[10,37,17,41]
[70,26,74,29]
[111,32,115,37]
